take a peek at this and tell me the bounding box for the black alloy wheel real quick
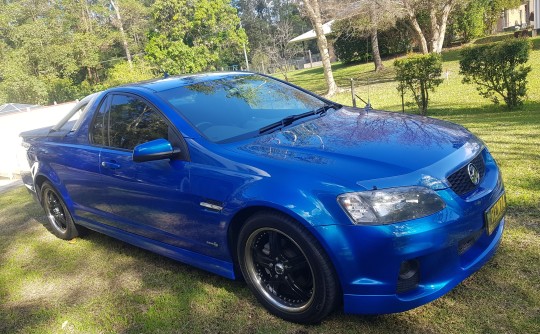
[245,227,315,312]
[238,211,339,324]
[40,181,83,240]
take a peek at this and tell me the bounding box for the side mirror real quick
[133,138,179,163]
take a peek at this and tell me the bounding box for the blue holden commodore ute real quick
[20,72,506,323]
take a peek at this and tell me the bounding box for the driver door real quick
[94,93,195,249]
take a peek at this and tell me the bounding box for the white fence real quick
[0,102,77,179]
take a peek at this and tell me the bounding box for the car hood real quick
[232,107,483,191]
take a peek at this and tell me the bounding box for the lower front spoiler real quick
[343,219,505,314]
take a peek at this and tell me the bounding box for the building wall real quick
[498,0,540,31]
[0,102,77,179]
[535,0,540,29]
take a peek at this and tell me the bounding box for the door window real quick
[106,95,169,150]
[90,97,109,146]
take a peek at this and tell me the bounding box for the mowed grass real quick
[1,36,539,333]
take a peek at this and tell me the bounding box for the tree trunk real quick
[110,0,133,68]
[402,0,429,54]
[301,0,338,96]
[370,27,384,72]
[429,2,453,54]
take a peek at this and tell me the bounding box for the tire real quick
[40,182,83,240]
[237,211,340,324]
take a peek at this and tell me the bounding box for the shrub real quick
[394,53,443,115]
[459,39,532,109]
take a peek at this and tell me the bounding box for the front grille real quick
[447,152,486,196]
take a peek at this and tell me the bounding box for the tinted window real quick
[157,74,326,143]
[90,97,108,145]
[107,95,169,150]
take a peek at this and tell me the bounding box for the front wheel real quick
[40,182,83,240]
[237,211,340,323]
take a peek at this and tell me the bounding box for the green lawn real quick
[1,37,539,333]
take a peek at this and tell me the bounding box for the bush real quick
[459,39,532,109]
[394,53,443,115]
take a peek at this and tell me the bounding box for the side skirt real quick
[75,215,236,280]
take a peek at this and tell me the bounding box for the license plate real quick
[485,193,507,235]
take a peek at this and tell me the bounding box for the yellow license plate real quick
[485,193,507,235]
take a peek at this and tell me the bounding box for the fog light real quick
[397,260,420,293]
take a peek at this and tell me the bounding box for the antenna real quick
[163,72,169,79]
[364,78,372,113]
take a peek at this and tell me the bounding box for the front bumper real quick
[313,150,506,314]
[342,218,504,314]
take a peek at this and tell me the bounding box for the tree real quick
[299,0,338,96]
[399,0,469,54]
[266,19,303,81]
[447,1,486,43]
[0,0,153,104]
[483,0,522,33]
[335,0,403,72]
[400,0,429,54]
[110,0,133,68]
[236,0,309,73]
[333,19,414,63]
[104,58,155,88]
[394,53,443,115]
[146,0,248,74]
[460,39,531,109]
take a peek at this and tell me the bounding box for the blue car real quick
[20,72,506,323]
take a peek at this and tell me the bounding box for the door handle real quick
[101,161,121,170]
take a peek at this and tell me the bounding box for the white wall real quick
[0,102,77,179]
[536,0,540,29]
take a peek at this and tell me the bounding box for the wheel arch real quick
[227,204,342,297]
[34,174,49,201]
[33,172,74,212]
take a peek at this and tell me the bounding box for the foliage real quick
[447,1,486,43]
[0,0,153,104]
[460,39,531,109]
[394,53,443,115]
[145,0,248,74]
[333,20,413,63]
[236,0,309,67]
[103,58,156,88]
[44,76,80,105]
[483,0,523,33]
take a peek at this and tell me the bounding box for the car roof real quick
[119,71,253,93]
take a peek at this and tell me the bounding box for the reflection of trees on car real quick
[109,96,168,150]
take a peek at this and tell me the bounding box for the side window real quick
[90,97,108,145]
[107,95,169,151]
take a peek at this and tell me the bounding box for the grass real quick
[283,35,540,115]
[1,37,539,333]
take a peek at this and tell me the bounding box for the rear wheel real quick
[237,211,339,323]
[40,182,83,240]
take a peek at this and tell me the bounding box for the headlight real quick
[337,186,446,225]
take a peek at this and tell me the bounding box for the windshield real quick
[157,74,328,143]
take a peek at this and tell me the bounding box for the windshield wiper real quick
[259,103,337,134]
